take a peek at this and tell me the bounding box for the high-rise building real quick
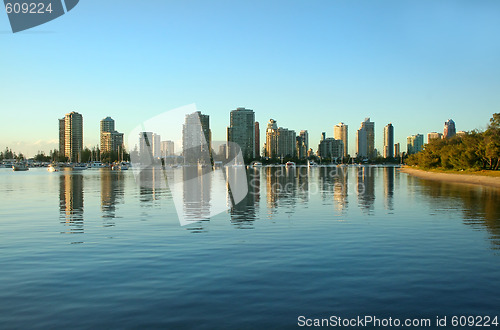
[63,111,83,162]
[255,121,260,158]
[265,119,296,159]
[394,143,400,158]
[444,119,456,138]
[356,118,375,159]
[407,134,424,155]
[383,123,394,158]
[161,141,175,157]
[317,133,343,160]
[334,122,348,157]
[139,131,153,161]
[101,131,124,155]
[427,132,443,142]
[100,117,124,154]
[296,130,308,159]
[183,111,211,164]
[227,107,255,160]
[152,134,161,159]
[59,118,65,156]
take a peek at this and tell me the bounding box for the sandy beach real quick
[399,167,500,189]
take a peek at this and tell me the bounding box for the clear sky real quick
[1,0,500,157]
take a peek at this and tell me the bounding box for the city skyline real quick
[1,1,499,157]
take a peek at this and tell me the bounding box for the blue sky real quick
[1,0,500,157]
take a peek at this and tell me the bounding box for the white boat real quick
[89,161,105,169]
[286,161,296,167]
[72,164,87,170]
[252,162,263,167]
[48,164,59,172]
[12,163,29,171]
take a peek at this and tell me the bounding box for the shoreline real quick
[399,167,500,189]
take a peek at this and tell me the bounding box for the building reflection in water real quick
[138,166,169,204]
[100,169,125,226]
[356,166,375,214]
[318,166,348,214]
[265,166,298,215]
[59,170,84,235]
[383,167,395,211]
[164,166,237,231]
[230,168,260,229]
[411,177,500,249]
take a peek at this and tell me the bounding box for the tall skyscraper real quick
[255,121,260,158]
[296,130,308,159]
[356,118,375,159]
[407,134,424,155]
[334,122,348,157]
[383,123,394,158]
[152,133,161,159]
[59,118,65,156]
[227,107,255,160]
[265,119,296,159]
[444,119,456,138]
[183,111,211,164]
[139,131,153,162]
[100,117,124,154]
[62,111,83,162]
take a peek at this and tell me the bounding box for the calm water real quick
[1,166,499,329]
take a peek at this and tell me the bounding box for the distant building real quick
[101,131,124,155]
[61,111,83,162]
[427,132,443,142]
[296,130,308,159]
[183,111,211,164]
[161,141,175,157]
[139,132,153,163]
[334,122,348,157]
[456,131,467,137]
[255,121,260,158]
[383,123,394,158]
[407,134,424,155]
[227,107,255,160]
[100,117,124,154]
[444,119,456,138]
[58,118,65,156]
[152,134,161,159]
[356,118,375,159]
[265,119,296,159]
[394,143,400,158]
[317,133,343,160]
[219,144,227,158]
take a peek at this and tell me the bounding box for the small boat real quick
[252,162,263,167]
[12,163,29,171]
[48,164,59,172]
[120,162,129,170]
[286,161,296,167]
[89,161,105,169]
[72,163,87,170]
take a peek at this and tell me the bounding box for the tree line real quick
[0,146,130,163]
[407,113,500,170]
